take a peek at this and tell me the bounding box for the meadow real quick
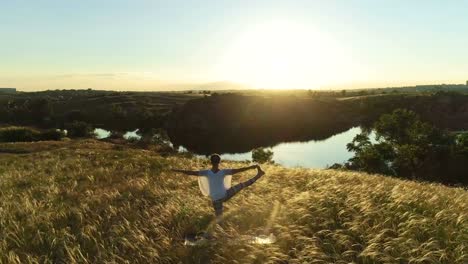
[0,139,466,263]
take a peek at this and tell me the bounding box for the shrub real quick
[0,127,66,142]
[0,127,40,142]
[252,147,274,164]
[39,129,66,141]
[328,163,345,170]
[65,121,94,138]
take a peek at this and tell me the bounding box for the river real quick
[94,126,373,168]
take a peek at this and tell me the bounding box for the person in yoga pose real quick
[172,154,265,216]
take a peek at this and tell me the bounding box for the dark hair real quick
[210,154,221,164]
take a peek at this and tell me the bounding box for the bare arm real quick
[230,164,259,175]
[171,169,199,176]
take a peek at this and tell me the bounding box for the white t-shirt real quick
[198,169,233,200]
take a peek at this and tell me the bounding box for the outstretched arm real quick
[171,169,199,176]
[230,164,259,175]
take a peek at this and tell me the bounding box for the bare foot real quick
[257,168,265,177]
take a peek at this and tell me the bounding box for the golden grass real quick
[0,140,466,263]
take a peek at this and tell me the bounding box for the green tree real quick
[346,134,395,175]
[252,148,274,164]
[345,109,458,182]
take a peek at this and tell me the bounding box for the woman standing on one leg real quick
[172,154,266,217]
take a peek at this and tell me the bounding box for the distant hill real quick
[350,84,468,94]
[0,139,466,263]
[191,81,252,91]
[0,88,16,94]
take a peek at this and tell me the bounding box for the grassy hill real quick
[0,140,466,263]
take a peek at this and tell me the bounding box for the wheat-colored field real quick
[0,140,466,263]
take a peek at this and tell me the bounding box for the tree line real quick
[331,109,468,186]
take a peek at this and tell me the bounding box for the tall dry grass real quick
[0,140,466,263]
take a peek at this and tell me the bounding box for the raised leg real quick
[224,169,265,202]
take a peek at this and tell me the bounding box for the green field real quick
[0,140,466,263]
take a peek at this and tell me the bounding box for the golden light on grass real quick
[218,20,353,90]
[0,139,466,263]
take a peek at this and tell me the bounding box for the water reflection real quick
[93,126,373,169]
[94,128,111,139]
[93,128,142,140]
[123,129,141,140]
[186,127,374,168]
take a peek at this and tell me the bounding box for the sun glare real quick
[219,21,350,89]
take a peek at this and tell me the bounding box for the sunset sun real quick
[219,21,348,89]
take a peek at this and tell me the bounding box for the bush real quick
[252,147,274,164]
[0,127,40,142]
[328,163,345,170]
[0,127,65,142]
[39,129,66,141]
[65,121,94,138]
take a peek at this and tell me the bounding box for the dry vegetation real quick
[0,140,466,263]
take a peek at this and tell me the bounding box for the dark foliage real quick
[167,93,468,155]
[65,121,94,138]
[0,127,65,142]
[345,109,467,185]
[0,127,39,142]
[252,148,274,163]
[0,90,196,132]
[167,94,359,154]
[38,129,66,141]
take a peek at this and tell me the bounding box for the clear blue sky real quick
[1,0,468,90]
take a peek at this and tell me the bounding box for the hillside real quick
[168,94,358,154]
[0,140,466,263]
[168,93,468,154]
[0,90,199,131]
